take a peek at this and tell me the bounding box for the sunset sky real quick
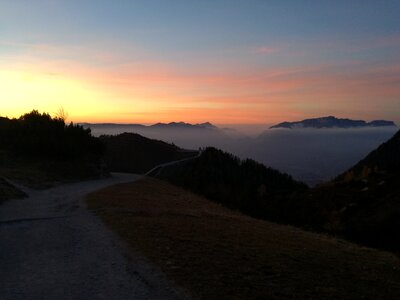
[1,1,399,124]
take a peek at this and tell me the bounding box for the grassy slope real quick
[87,178,400,300]
[0,153,105,189]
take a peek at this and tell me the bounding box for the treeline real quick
[0,110,106,186]
[153,147,308,218]
[0,110,104,160]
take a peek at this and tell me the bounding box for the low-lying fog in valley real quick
[85,124,397,186]
[239,127,397,186]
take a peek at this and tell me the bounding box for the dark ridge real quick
[270,116,396,129]
[81,121,218,130]
[338,129,400,178]
[150,121,217,130]
[152,147,307,219]
[79,123,146,128]
[100,132,198,174]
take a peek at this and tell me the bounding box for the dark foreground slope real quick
[100,133,198,174]
[87,178,400,300]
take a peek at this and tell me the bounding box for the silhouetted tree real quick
[0,110,105,160]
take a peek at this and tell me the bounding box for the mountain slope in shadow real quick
[268,129,400,252]
[150,130,400,253]
[151,147,307,218]
[100,133,198,174]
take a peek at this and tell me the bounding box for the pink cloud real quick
[253,46,279,55]
[296,34,400,54]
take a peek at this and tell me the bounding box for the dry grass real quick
[87,178,400,300]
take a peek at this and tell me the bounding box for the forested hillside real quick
[153,131,400,253]
[153,147,307,218]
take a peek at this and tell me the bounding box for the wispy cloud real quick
[289,34,400,54]
[253,46,279,55]
[2,35,400,124]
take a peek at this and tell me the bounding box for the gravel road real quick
[0,173,185,300]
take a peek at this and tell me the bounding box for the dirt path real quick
[0,173,184,300]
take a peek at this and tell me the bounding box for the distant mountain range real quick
[270,116,396,129]
[80,121,218,130]
[82,117,397,132]
[151,121,217,130]
[81,119,397,185]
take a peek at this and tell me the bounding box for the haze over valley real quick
[83,117,397,185]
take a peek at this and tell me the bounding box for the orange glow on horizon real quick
[0,69,110,120]
[1,58,399,125]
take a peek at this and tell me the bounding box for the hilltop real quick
[270,116,396,129]
[100,133,198,174]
